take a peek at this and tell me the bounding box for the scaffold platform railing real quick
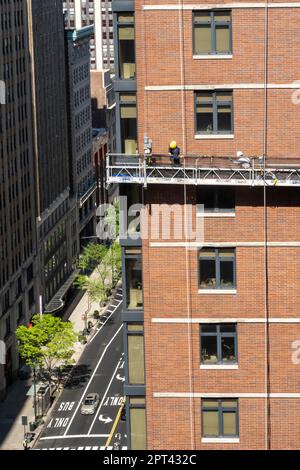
[106,154,300,187]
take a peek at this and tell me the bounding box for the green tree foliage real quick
[16,315,78,381]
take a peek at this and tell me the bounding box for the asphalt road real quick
[34,289,127,451]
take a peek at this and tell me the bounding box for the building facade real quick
[28,0,79,314]
[110,0,300,450]
[66,26,97,246]
[63,0,114,70]
[0,0,38,399]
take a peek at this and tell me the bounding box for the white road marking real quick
[89,299,122,345]
[64,324,123,436]
[40,434,109,441]
[88,358,122,434]
[39,446,128,451]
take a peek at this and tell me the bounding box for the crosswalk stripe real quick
[39,446,128,451]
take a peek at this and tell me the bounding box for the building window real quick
[201,324,237,364]
[117,13,135,79]
[197,187,235,213]
[124,247,143,310]
[194,11,232,55]
[199,248,236,289]
[127,324,145,384]
[195,91,233,135]
[120,94,137,154]
[129,397,147,450]
[202,399,238,437]
[28,286,35,308]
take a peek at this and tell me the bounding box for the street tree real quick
[16,315,78,386]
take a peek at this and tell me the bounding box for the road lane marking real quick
[89,299,122,344]
[105,397,126,449]
[40,434,109,440]
[38,446,128,451]
[88,358,122,434]
[64,324,124,436]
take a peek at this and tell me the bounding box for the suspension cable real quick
[263,0,271,451]
[178,0,196,450]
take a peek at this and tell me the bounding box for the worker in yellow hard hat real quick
[169,141,181,165]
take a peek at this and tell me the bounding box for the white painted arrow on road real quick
[116,374,125,382]
[99,415,113,424]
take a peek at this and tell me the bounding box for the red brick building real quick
[110,0,300,449]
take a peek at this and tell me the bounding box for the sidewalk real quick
[0,376,35,450]
[0,271,119,450]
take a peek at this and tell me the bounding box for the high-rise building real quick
[63,0,114,70]
[65,26,97,245]
[109,0,300,450]
[0,0,38,399]
[27,0,79,314]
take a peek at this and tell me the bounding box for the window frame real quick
[119,93,138,154]
[127,323,145,385]
[198,248,236,290]
[197,187,236,214]
[117,12,136,80]
[202,399,239,438]
[124,247,143,310]
[200,324,238,365]
[193,10,232,56]
[195,91,233,135]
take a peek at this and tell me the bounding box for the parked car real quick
[80,393,100,415]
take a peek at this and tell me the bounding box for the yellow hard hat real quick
[170,141,177,149]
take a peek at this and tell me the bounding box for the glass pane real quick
[196,93,213,103]
[128,324,144,332]
[198,188,215,211]
[196,104,213,133]
[214,11,231,22]
[194,25,211,54]
[217,105,231,132]
[201,336,218,364]
[200,249,216,258]
[222,400,238,409]
[120,94,136,103]
[202,324,217,333]
[200,259,216,288]
[202,411,219,436]
[221,336,236,362]
[118,14,134,23]
[216,93,232,102]
[130,397,146,405]
[126,257,143,309]
[219,249,235,257]
[121,105,137,119]
[223,411,237,436]
[202,400,219,408]
[125,248,142,255]
[218,188,235,210]
[194,12,211,22]
[119,28,135,79]
[119,27,134,40]
[216,25,230,53]
[121,115,137,155]
[128,335,145,384]
[130,408,147,450]
[220,324,236,333]
[220,260,234,287]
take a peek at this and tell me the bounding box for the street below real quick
[34,291,126,451]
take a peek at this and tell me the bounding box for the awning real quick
[45,269,80,314]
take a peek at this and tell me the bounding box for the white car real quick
[81,393,100,415]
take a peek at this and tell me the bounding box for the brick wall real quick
[133,0,300,450]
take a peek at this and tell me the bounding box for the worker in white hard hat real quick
[169,141,181,165]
